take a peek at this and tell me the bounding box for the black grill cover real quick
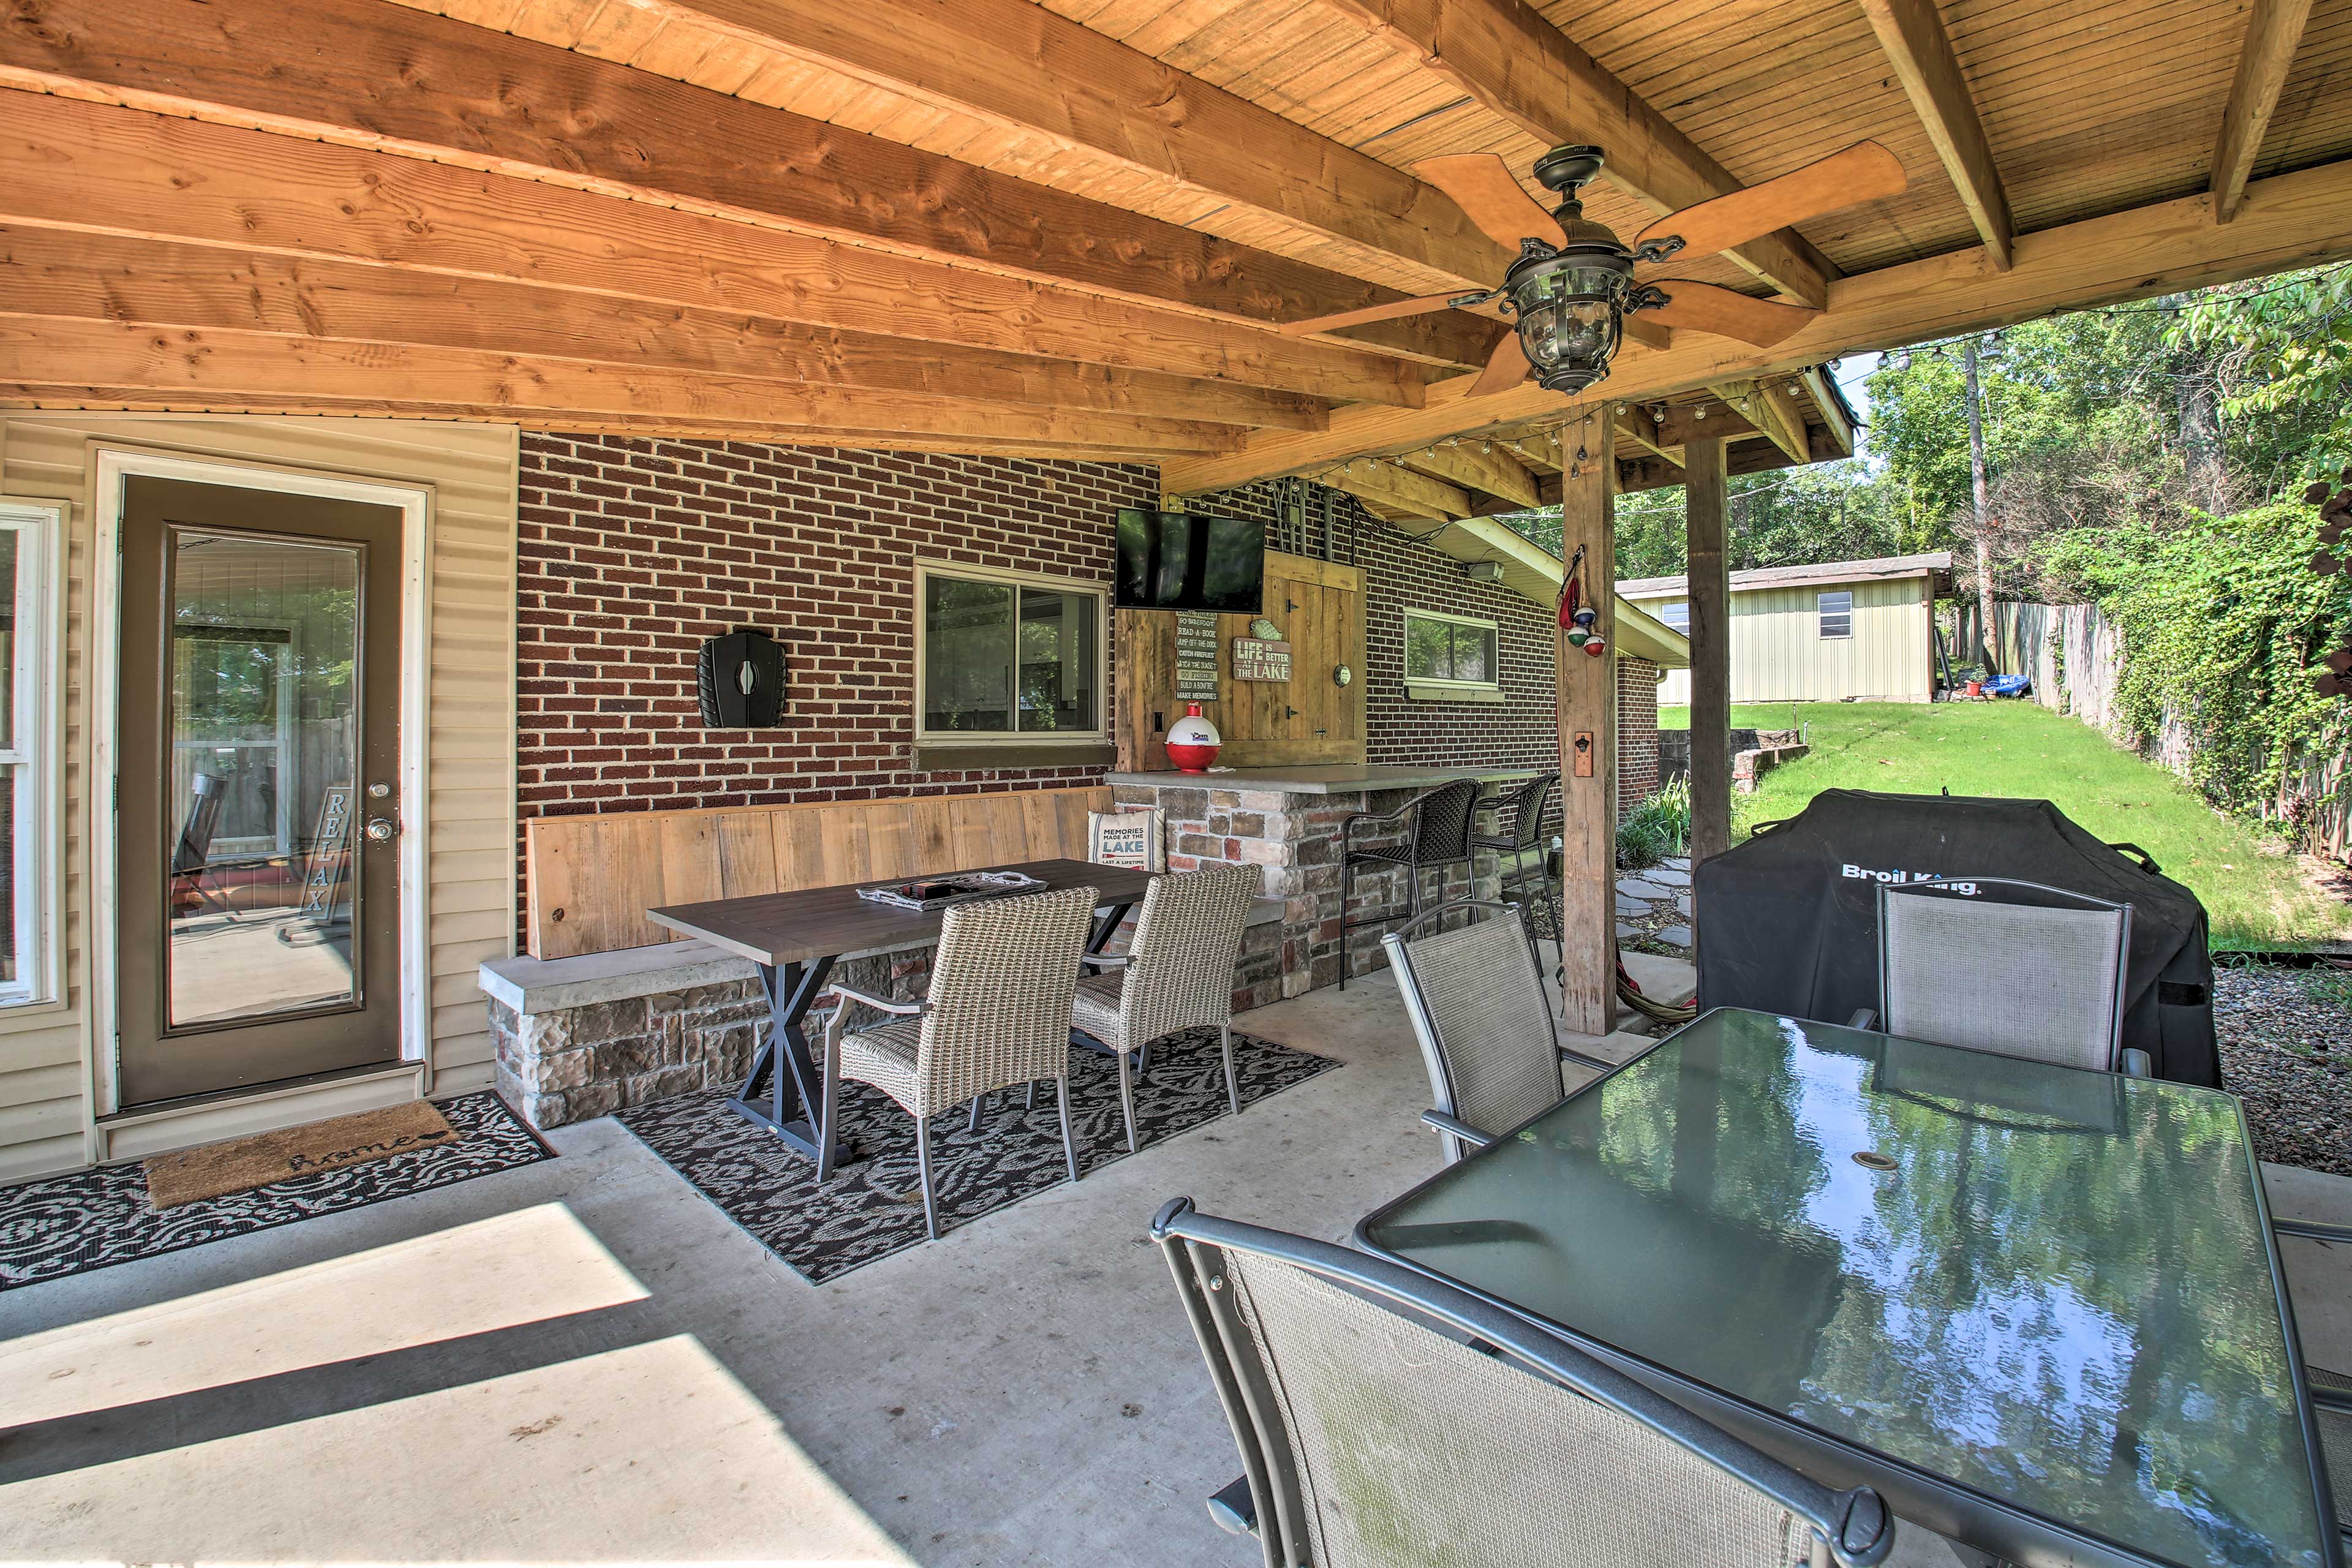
[1694,789,2220,1087]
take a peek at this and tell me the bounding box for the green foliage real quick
[2040,503,2352,818]
[1616,775,1691,870]
[2168,266,2352,492]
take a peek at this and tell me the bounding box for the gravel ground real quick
[2214,966,2352,1176]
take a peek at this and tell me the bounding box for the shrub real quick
[1617,776,1692,869]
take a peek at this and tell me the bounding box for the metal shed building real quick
[1625,554,1953,706]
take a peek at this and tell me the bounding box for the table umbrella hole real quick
[1852,1151,1899,1172]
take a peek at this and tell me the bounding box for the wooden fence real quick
[1993,600,2352,858]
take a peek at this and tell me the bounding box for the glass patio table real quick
[1356,1007,2340,1568]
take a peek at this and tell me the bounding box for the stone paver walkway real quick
[1617,857,1694,954]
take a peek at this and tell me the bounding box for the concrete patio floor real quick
[3,973,2347,1566]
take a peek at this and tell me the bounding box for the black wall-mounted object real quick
[696,627,788,727]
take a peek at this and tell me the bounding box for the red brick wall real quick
[515,434,1155,828]
[1617,656,1664,815]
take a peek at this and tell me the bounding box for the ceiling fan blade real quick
[1638,281,1817,347]
[1413,154,1566,249]
[1634,141,1905,263]
[1465,331,1532,398]
[1277,293,1464,337]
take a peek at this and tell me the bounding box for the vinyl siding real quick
[0,415,518,1181]
[1654,576,1933,706]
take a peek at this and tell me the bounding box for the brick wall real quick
[515,434,1156,830]
[1618,656,1663,814]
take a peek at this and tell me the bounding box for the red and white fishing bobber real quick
[1566,606,1608,658]
[1166,702,1223,773]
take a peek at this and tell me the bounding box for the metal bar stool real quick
[1472,771,1560,945]
[1337,777,1480,990]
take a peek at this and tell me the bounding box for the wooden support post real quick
[1556,412,1617,1036]
[1685,435,1733,864]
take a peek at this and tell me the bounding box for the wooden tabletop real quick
[646,858,1157,968]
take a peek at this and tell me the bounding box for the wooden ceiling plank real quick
[1858,0,2015,268]
[528,0,1518,288]
[0,315,1244,453]
[1397,439,1540,508]
[0,0,1498,369]
[1162,149,2352,490]
[0,92,1420,407]
[2214,0,2317,222]
[0,227,1329,431]
[1309,0,1838,306]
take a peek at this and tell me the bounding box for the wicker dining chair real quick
[1153,1197,1896,1568]
[1384,900,1613,1164]
[1472,771,1560,943]
[1867,876,2145,1076]
[1337,776,1482,990]
[1070,863,1260,1153]
[818,883,1096,1240]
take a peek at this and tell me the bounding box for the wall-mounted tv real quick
[1114,508,1265,614]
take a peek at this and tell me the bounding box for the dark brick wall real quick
[1618,656,1663,813]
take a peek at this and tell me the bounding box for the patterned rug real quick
[617,1025,1339,1283]
[0,1092,552,1291]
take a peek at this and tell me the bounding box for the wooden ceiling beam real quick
[0,0,1499,371]
[1709,380,1808,464]
[1397,441,1540,510]
[1615,430,1828,494]
[0,94,1423,409]
[2214,0,2316,223]
[0,228,1327,432]
[1859,0,2015,270]
[1313,0,1835,306]
[1316,459,1471,521]
[0,316,1244,453]
[491,0,1518,293]
[1162,153,2352,492]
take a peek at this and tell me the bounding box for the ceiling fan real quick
[1280,141,1906,399]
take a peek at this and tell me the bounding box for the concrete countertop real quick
[1105,763,1542,796]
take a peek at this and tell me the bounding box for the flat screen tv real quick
[1114,508,1265,614]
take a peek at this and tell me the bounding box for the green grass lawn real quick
[1724,701,2351,949]
[1658,703,1806,730]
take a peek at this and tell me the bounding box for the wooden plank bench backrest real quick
[524,785,1115,959]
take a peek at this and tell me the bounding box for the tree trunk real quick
[1963,337,2000,674]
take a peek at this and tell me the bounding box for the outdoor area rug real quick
[0,1091,552,1291]
[617,1025,1339,1283]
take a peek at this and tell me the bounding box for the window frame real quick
[1817,589,1854,641]
[1658,599,1691,633]
[911,557,1110,747]
[1401,608,1503,692]
[0,499,61,1010]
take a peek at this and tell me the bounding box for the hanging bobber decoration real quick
[1558,543,1587,635]
[2306,468,2352,698]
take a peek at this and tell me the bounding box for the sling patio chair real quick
[2311,1363,2351,1553]
[818,883,1096,1240]
[1383,899,1613,1164]
[1069,862,1260,1153]
[1856,876,2149,1077]
[1153,1196,1896,1568]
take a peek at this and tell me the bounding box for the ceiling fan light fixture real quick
[1500,245,1631,394]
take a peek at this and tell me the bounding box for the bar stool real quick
[1473,771,1561,944]
[1338,777,1480,989]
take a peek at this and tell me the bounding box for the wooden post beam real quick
[1859,0,2015,270]
[1684,434,1732,865]
[1555,413,1616,1036]
[0,0,1499,369]
[1315,0,1835,306]
[2214,0,2316,223]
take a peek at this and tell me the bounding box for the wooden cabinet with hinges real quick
[1116,549,1366,771]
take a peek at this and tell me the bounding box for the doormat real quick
[146,1099,458,1208]
[618,1025,1338,1284]
[0,1092,552,1291]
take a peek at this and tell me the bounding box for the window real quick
[1659,600,1690,633]
[916,560,1104,740]
[1403,609,1501,688]
[1818,589,1853,639]
[0,500,58,1006]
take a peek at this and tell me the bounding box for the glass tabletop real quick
[1359,1008,2334,1568]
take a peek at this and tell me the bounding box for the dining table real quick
[648,857,1155,1164]
[1356,1006,2342,1568]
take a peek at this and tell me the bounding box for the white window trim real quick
[1818,589,1855,640]
[0,498,61,1012]
[911,557,1109,746]
[1402,607,1502,691]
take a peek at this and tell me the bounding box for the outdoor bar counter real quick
[1106,764,1542,995]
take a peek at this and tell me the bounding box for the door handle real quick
[364,817,399,843]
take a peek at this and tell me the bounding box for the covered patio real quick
[4,0,2352,1561]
